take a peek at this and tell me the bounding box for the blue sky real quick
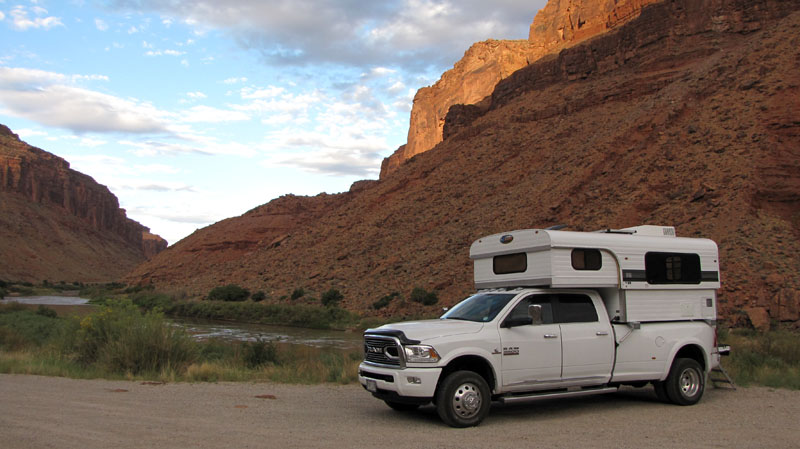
[0,0,544,244]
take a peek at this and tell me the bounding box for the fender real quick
[661,337,711,381]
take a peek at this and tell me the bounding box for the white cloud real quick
[145,49,186,56]
[95,18,108,31]
[0,11,5,22]
[9,5,63,30]
[179,105,250,123]
[0,67,170,134]
[186,91,207,99]
[105,0,542,70]
[79,137,108,147]
[223,77,247,85]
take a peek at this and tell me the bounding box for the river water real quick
[1,296,363,351]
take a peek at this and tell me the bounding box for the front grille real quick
[364,336,401,367]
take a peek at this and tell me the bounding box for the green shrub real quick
[0,279,7,288]
[131,292,173,311]
[291,288,305,300]
[0,287,5,299]
[252,291,267,302]
[410,287,439,306]
[35,305,58,318]
[0,305,65,348]
[372,292,399,310]
[207,284,250,302]
[242,338,279,368]
[321,289,343,307]
[72,300,197,374]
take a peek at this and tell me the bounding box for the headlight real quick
[404,345,440,363]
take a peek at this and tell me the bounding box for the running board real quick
[499,386,619,405]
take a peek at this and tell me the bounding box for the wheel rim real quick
[451,382,482,419]
[678,367,701,398]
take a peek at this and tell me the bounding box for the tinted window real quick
[505,295,555,325]
[571,249,602,270]
[645,252,701,284]
[493,252,527,274]
[555,295,598,323]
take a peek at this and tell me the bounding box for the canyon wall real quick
[380,0,663,178]
[0,124,167,282]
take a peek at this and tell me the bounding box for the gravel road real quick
[1,374,798,448]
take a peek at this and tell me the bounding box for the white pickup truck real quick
[359,226,729,427]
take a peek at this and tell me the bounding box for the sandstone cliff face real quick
[380,0,664,178]
[0,125,167,282]
[127,0,800,327]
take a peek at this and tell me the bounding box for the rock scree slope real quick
[127,0,800,326]
[0,125,167,283]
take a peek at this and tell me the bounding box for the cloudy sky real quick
[0,0,545,244]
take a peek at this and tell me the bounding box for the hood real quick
[372,319,484,342]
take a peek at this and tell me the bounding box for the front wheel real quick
[664,358,705,405]
[435,370,491,427]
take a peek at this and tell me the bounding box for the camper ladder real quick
[709,363,736,390]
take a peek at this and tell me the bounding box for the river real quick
[1,296,363,351]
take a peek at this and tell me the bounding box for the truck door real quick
[498,294,562,392]
[556,294,614,384]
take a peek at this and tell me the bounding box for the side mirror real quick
[528,304,543,325]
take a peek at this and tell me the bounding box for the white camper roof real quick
[470,226,720,290]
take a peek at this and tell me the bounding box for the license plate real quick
[366,379,377,393]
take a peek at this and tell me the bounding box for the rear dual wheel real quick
[658,358,705,405]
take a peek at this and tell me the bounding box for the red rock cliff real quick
[0,124,167,282]
[380,0,663,178]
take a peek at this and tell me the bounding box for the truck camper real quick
[359,225,729,427]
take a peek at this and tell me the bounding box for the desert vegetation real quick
[0,301,360,383]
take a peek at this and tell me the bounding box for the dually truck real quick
[358,225,730,427]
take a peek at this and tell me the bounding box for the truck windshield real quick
[441,293,517,322]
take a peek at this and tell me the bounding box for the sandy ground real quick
[1,374,798,448]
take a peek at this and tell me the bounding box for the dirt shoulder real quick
[1,374,798,448]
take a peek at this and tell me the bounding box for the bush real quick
[372,292,399,310]
[410,287,439,306]
[0,287,5,299]
[242,338,279,368]
[131,292,173,311]
[71,300,197,374]
[291,288,305,300]
[252,291,267,302]
[35,305,58,318]
[320,289,343,307]
[207,284,250,302]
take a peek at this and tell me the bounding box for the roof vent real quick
[619,225,677,237]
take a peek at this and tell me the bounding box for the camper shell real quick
[469,225,720,323]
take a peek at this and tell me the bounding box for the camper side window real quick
[494,253,527,274]
[571,249,602,270]
[645,252,701,284]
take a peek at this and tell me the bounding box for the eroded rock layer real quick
[0,125,167,283]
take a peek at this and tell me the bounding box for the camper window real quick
[645,252,701,284]
[493,253,527,274]
[571,249,602,270]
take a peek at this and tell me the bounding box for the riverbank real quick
[0,301,361,384]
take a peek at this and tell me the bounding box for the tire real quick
[435,370,491,428]
[384,401,420,412]
[652,380,670,403]
[664,358,705,406]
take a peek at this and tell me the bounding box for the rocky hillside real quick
[127,0,800,327]
[0,125,167,283]
[381,0,663,178]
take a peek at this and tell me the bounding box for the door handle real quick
[544,334,559,339]
[596,331,609,336]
